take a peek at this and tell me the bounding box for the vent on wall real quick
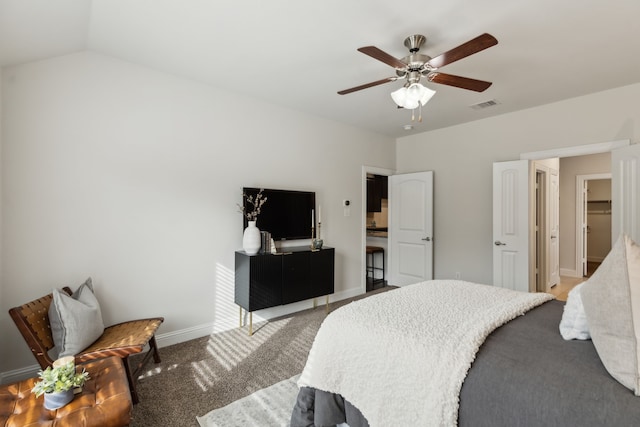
[469,99,500,110]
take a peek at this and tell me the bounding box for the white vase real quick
[243,220,261,255]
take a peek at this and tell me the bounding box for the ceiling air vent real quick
[470,99,500,110]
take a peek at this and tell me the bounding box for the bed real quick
[290,236,640,427]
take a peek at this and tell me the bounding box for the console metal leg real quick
[239,306,253,336]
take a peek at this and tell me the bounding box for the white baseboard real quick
[1,287,365,385]
[154,322,220,348]
[560,268,580,278]
[1,363,41,385]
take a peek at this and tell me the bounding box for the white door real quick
[389,171,433,286]
[579,178,589,276]
[493,160,530,292]
[548,168,560,288]
[612,144,640,243]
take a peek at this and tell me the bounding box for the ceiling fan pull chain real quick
[411,108,415,122]
[418,103,423,123]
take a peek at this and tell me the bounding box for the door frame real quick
[361,166,394,293]
[575,173,611,278]
[520,140,630,161]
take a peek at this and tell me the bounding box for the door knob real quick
[422,237,431,241]
[494,241,506,246]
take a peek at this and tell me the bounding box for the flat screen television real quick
[242,187,316,241]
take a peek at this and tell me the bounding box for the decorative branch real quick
[237,189,268,221]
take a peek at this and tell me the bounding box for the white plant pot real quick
[242,221,261,255]
[43,389,74,410]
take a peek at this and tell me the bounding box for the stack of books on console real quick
[260,231,272,254]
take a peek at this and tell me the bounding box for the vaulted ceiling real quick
[2,0,640,137]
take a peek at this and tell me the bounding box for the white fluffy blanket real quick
[298,280,553,427]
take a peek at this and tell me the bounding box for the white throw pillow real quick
[559,282,591,340]
[49,278,105,358]
[581,234,640,395]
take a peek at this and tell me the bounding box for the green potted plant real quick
[32,360,90,410]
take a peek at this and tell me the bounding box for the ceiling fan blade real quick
[427,72,492,92]
[427,33,498,69]
[338,77,397,95]
[358,46,407,69]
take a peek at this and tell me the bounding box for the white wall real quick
[0,67,3,351]
[396,83,640,285]
[0,51,394,375]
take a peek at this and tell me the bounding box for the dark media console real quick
[235,246,335,335]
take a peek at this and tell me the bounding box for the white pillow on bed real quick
[559,282,591,340]
[581,234,640,396]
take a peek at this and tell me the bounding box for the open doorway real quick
[361,166,434,291]
[366,173,388,291]
[529,152,611,299]
[361,166,393,293]
[495,139,633,298]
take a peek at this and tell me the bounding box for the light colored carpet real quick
[130,286,395,426]
[196,375,300,427]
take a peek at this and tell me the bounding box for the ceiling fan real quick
[338,33,498,99]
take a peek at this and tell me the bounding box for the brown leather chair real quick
[8,287,164,404]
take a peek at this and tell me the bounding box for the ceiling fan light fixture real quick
[390,86,409,107]
[410,82,436,106]
[391,83,436,109]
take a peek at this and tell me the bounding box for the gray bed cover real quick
[291,300,640,426]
